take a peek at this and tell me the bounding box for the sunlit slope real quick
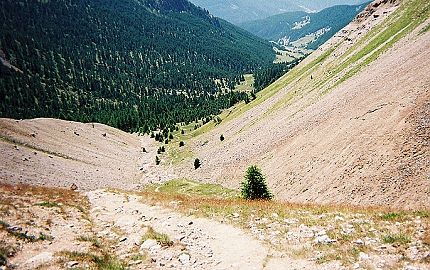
[172,0,430,209]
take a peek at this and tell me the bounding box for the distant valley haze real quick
[189,0,371,24]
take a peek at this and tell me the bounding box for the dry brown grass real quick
[0,183,88,211]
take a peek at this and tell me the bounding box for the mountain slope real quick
[240,4,368,50]
[189,0,370,24]
[171,0,430,209]
[0,0,274,132]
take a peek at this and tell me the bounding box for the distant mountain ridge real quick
[240,4,368,51]
[189,0,370,24]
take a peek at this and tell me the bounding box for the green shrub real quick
[241,165,273,200]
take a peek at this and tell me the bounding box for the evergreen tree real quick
[241,165,273,200]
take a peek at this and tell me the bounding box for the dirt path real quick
[87,190,270,270]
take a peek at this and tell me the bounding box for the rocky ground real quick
[88,190,268,270]
[1,181,429,270]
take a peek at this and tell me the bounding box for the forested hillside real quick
[240,4,367,50]
[0,0,274,132]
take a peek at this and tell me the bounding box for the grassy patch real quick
[380,212,404,221]
[60,251,126,270]
[419,22,430,35]
[0,183,88,209]
[35,201,60,208]
[382,234,411,245]
[234,74,255,92]
[146,179,238,199]
[77,235,102,248]
[0,220,42,242]
[142,227,173,247]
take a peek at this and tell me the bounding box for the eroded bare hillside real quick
[0,118,144,190]
[174,0,430,209]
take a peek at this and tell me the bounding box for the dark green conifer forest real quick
[0,0,275,133]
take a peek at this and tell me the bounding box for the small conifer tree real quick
[155,156,160,165]
[241,165,273,200]
[220,134,225,141]
[194,158,201,169]
[179,141,185,147]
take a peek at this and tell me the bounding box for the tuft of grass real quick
[141,227,173,247]
[60,251,126,270]
[380,212,404,221]
[0,241,17,267]
[382,234,411,245]
[0,220,52,242]
[77,235,102,248]
[35,201,60,208]
[419,23,430,35]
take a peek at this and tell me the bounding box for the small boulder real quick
[140,239,158,250]
[178,253,190,265]
[24,252,54,268]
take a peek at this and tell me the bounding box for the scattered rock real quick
[140,239,158,250]
[128,260,142,266]
[65,261,79,268]
[70,183,78,191]
[178,253,190,265]
[359,252,370,261]
[314,234,336,244]
[334,215,345,222]
[354,239,364,245]
[119,237,127,242]
[24,252,54,268]
[284,218,298,225]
